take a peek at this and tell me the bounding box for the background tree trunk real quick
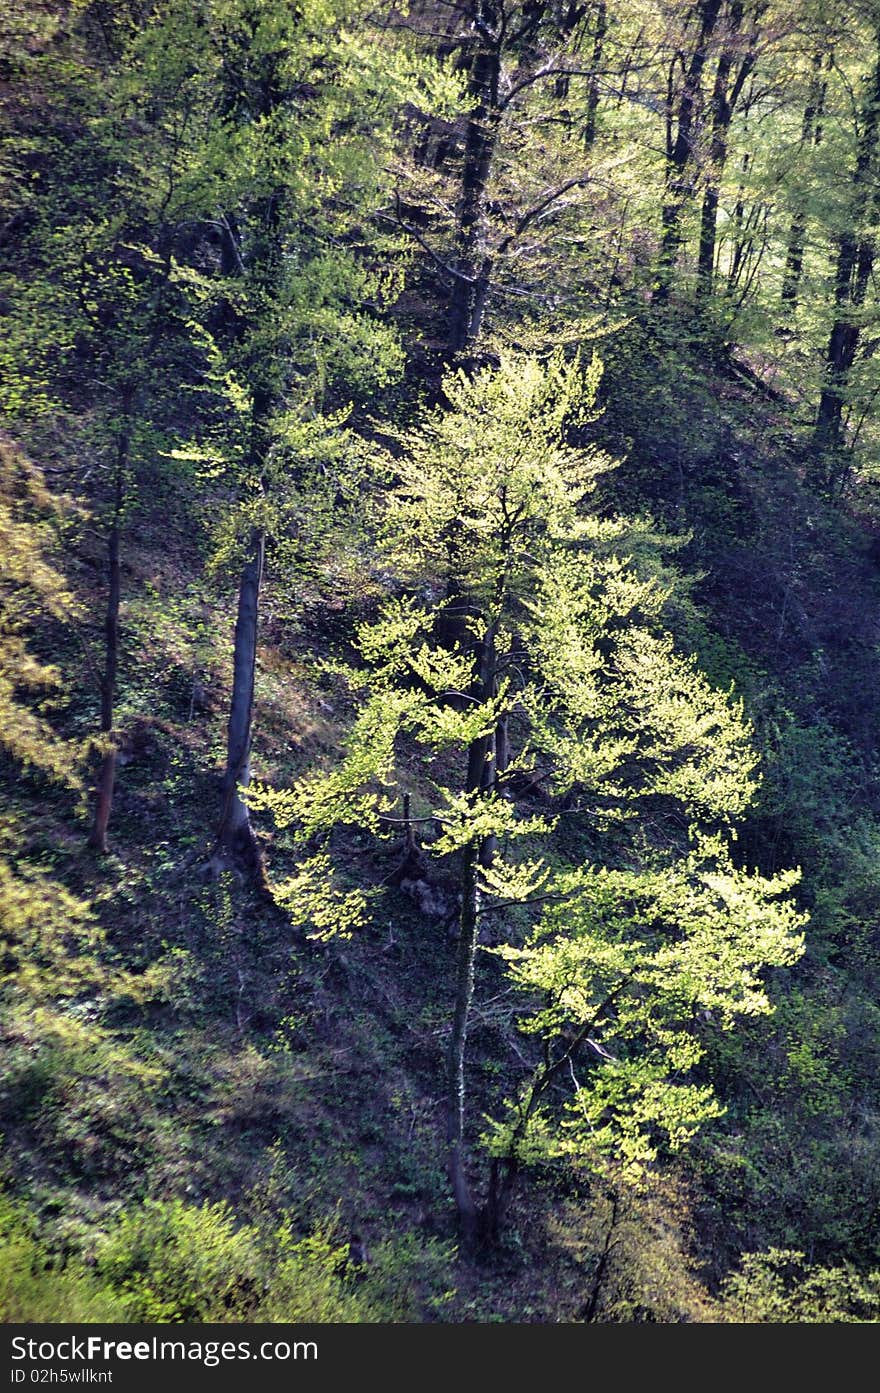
[88,428,127,853]
[214,525,266,879]
[814,44,880,466]
[446,836,481,1247]
[658,0,723,294]
[583,0,607,147]
[446,627,497,1243]
[697,1,760,297]
[781,51,828,311]
[448,5,503,352]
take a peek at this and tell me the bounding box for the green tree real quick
[123,0,455,879]
[252,350,804,1245]
[0,438,161,1158]
[0,1,198,852]
[397,0,641,354]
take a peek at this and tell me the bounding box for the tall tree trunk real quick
[448,5,502,353]
[780,221,807,311]
[658,0,723,295]
[697,1,760,297]
[214,525,266,879]
[210,47,284,884]
[814,236,872,461]
[781,51,827,311]
[814,44,880,466]
[446,628,497,1244]
[211,369,274,887]
[581,1191,620,1321]
[725,148,751,292]
[88,428,127,853]
[446,836,481,1247]
[211,55,279,884]
[583,0,607,147]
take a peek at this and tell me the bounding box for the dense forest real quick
[4,0,880,1324]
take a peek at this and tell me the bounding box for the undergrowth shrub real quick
[0,1193,126,1322]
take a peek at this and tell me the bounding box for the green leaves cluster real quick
[488,840,805,1181]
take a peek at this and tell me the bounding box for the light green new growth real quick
[252,350,805,1200]
[486,841,805,1182]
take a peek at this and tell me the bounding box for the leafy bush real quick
[95,1198,263,1321]
[95,1197,377,1322]
[719,1248,880,1323]
[0,1193,126,1322]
